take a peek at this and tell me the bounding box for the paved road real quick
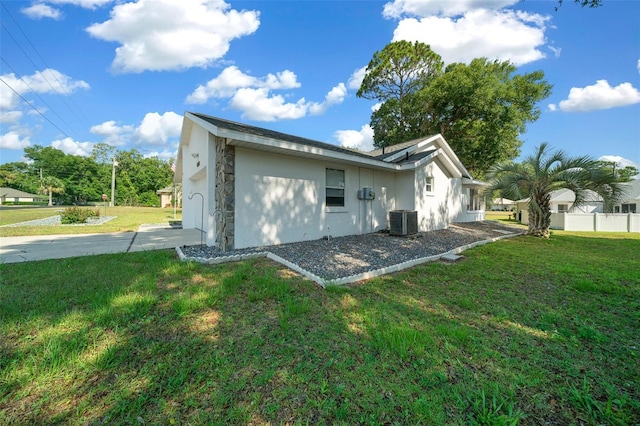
[0,226,203,264]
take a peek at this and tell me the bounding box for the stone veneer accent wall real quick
[214,136,235,251]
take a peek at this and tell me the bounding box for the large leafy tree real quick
[0,162,40,193]
[486,143,626,238]
[357,42,552,177]
[11,144,173,206]
[357,41,444,146]
[421,59,552,175]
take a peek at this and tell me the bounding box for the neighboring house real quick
[515,188,604,214]
[613,179,639,213]
[157,184,182,208]
[0,187,45,205]
[176,112,485,250]
[489,198,515,211]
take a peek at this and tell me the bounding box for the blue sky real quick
[1,0,639,173]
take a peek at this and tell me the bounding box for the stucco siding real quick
[181,124,212,231]
[234,149,401,249]
[235,148,326,248]
[414,162,459,231]
[395,172,415,211]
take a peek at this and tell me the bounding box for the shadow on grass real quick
[1,233,639,424]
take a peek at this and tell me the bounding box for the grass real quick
[0,206,181,237]
[1,232,639,424]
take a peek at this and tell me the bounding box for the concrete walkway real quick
[0,226,203,264]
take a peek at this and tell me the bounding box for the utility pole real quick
[110,160,118,207]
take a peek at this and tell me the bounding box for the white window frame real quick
[425,176,434,194]
[326,168,345,209]
[467,188,482,211]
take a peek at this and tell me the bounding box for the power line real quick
[0,2,92,128]
[0,76,91,155]
[1,57,83,141]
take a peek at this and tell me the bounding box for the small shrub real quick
[60,207,100,224]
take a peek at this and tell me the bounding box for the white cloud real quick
[549,46,562,58]
[230,82,347,121]
[392,9,549,66]
[347,66,367,90]
[144,149,177,160]
[229,88,311,121]
[598,155,639,171]
[383,0,519,18]
[21,4,63,20]
[0,111,23,124]
[135,112,183,145]
[90,112,182,147]
[90,120,132,136]
[309,83,347,115]
[0,69,90,110]
[549,80,640,112]
[187,66,346,121]
[86,0,260,73]
[46,0,112,8]
[185,66,300,103]
[0,131,31,150]
[51,137,93,156]
[89,120,133,146]
[334,124,375,152]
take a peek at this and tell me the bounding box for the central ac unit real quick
[389,210,418,236]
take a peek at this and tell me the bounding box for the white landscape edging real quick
[175,231,523,288]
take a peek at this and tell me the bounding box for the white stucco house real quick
[176,112,486,250]
[515,188,604,214]
[613,179,639,213]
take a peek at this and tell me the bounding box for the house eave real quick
[184,112,402,171]
[180,112,478,177]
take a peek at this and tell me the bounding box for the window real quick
[622,203,637,213]
[326,168,345,207]
[467,188,482,211]
[425,176,433,193]
[614,206,620,213]
[558,204,569,213]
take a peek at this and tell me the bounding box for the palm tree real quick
[40,176,65,206]
[486,143,626,238]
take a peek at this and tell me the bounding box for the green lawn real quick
[0,206,181,237]
[1,232,639,424]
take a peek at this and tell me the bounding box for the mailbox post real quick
[102,194,107,216]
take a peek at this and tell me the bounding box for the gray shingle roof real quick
[191,113,377,159]
[0,187,43,198]
[190,112,437,162]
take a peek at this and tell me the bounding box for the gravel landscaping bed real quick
[2,215,117,227]
[181,221,523,282]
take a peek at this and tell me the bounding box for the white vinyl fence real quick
[520,211,640,233]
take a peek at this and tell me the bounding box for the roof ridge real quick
[190,112,377,158]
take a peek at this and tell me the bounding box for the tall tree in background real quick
[595,160,639,181]
[3,145,173,206]
[357,42,552,177]
[421,59,552,176]
[39,176,65,206]
[357,41,444,146]
[486,143,625,238]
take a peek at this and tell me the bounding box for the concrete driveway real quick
[0,226,203,264]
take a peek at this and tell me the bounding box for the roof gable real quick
[620,179,640,201]
[178,112,474,180]
[0,187,42,198]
